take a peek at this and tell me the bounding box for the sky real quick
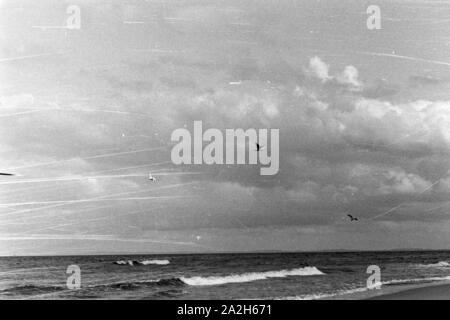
[1,0,450,256]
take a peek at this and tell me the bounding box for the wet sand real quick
[369,283,450,300]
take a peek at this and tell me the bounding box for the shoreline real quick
[317,280,450,300]
[366,282,450,300]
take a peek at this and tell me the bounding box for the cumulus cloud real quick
[309,56,331,82]
[337,65,362,88]
[112,56,450,208]
[147,56,450,224]
[308,58,362,90]
[349,165,432,196]
[344,98,450,150]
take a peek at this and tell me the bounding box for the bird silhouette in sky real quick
[255,143,266,152]
[148,173,157,182]
[347,214,359,222]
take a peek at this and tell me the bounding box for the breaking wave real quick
[1,267,323,296]
[140,260,170,265]
[415,261,450,268]
[277,287,368,300]
[102,278,184,290]
[382,276,450,286]
[180,267,324,286]
[113,259,170,266]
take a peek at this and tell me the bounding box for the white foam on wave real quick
[114,259,170,266]
[278,287,368,300]
[140,259,170,265]
[180,267,324,286]
[415,261,450,268]
[114,260,134,266]
[383,275,450,285]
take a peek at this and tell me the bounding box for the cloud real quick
[308,58,362,89]
[349,165,432,196]
[344,98,450,150]
[2,38,450,239]
[436,176,450,193]
[337,65,362,88]
[147,56,450,224]
[309,56,331,82]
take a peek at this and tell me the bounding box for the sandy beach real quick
[369,283,450,300]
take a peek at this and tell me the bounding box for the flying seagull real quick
[347,214,359,222]
[0,173,14,176]
[255,143,266,152]
[148,173,157,182]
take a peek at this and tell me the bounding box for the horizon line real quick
[2,247,450,258]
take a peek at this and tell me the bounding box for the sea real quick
[1,251,450,300]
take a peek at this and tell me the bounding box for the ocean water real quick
[1,251,450,300]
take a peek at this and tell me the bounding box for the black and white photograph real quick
[1,0,450,304]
